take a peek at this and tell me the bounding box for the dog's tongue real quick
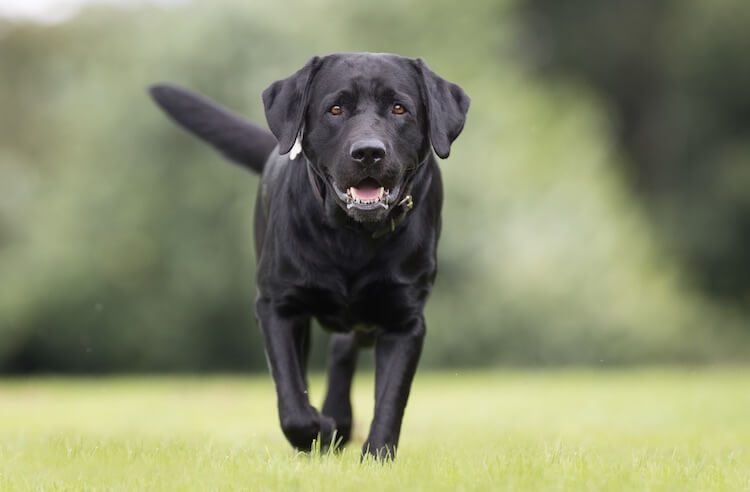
[349,184,383,201]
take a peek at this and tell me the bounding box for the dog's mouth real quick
[331,177,401,212]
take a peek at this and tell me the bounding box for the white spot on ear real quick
[289,136,302,160]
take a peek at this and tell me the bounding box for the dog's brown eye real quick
[329,105,343,116]
[392,103,407,115]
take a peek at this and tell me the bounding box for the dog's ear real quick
[262,56,322,155]
[148,84,277,171]
[415,59,470,159]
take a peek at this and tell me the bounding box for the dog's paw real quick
[330,418,352,447]
[360,440,396,462]
[281,410,337,452]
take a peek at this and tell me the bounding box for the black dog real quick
[150,53,469,459]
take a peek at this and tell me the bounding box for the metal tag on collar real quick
[398,195,414,210]
[289,128,304,160]
[289,137,302,160]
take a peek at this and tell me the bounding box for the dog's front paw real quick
[281,410,337,452]
[361,440,396,462]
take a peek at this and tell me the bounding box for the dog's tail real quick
[149,84,277,174]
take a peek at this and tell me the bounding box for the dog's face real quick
[303,54,426,222]
[263,53,469,223]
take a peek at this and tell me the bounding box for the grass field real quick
[0,369,748,491]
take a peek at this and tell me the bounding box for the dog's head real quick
[149,53,469,224]
[263,53,470,223]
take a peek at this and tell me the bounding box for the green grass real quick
[0,369,748,491]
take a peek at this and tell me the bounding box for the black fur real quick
[149,52,469,460]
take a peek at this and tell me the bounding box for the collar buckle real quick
[398,194,414,211]
[372,194,415,239]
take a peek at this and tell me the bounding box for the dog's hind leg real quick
[321,332,361,447]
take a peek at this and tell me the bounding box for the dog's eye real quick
[392,103,407,115]
[329,105,343,116]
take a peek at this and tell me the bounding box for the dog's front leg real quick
[256,297,336,451]
[363,316,426,460]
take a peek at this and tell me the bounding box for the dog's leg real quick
[296,321,312,390]
[363,317,425,460]
[256,298,336,451]
[321,333,359,446]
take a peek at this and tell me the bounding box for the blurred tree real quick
[0,0,745,372]
[518,0,750,304]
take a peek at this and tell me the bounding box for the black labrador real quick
[149,52,469,459]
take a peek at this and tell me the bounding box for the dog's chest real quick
[291,279,415,332]
[266,207,437,330]
[276,249,432,331]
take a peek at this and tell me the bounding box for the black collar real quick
[370,194,414,239]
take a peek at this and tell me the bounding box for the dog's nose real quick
[350,139,386,164]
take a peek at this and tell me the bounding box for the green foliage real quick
[518,0,750,301]
[1,371,749,490]
[0,0,746,371]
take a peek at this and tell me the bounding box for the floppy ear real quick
[415,59,471,159]
[149,84,277,172]
[262,56,322,155]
